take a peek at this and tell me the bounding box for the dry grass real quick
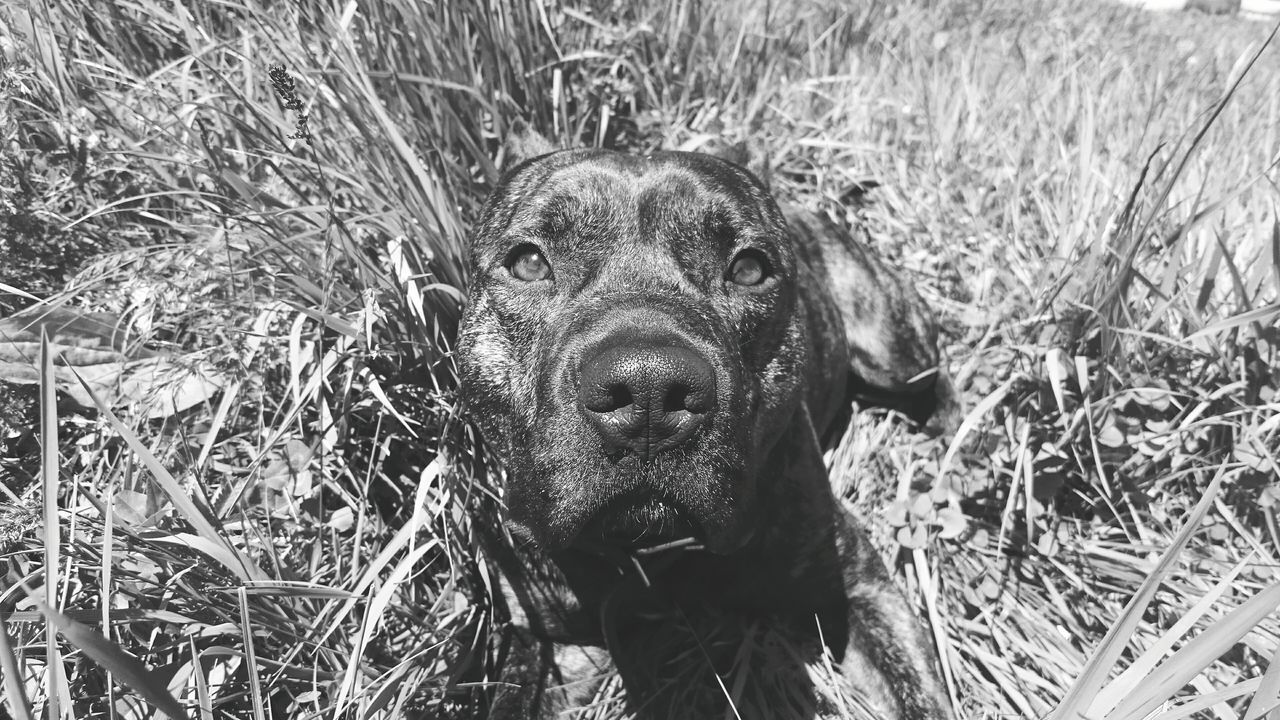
[1,0,1279,717]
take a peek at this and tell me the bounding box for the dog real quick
[455,129,956,719]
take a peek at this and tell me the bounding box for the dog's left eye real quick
[727,250,770,287]
[507,245,552,282]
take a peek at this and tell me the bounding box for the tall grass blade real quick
[335,541,437,714]
[237,588,267,720]
[1108,581,1280,720]
[1187,303,1280,340]
[187,637,213,720]
[1149,679,1264,720]
[1048,462,1229,720]
[1270,216,1280,298]
[31,596,190,720]
[101,477,115,712]
[1088,554,1253,717]
[39,330,63,719]
[0,283,40,301]
[1243,637,1280,720]
[0,614,35,720]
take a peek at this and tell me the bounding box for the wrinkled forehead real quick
[491,150,780,245]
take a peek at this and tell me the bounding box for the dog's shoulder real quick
[779,204,854,436]
[781,203,957,433]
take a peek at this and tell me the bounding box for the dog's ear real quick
[503,120,559,170]
[709,138,772,191]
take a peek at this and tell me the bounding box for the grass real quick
[1,0,1279,717]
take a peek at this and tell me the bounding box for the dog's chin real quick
[579,494,702,551]
[506,445,755,554]
[576,491,758,556]
[510,501,754,556]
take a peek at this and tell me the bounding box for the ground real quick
[0,0,1278,718]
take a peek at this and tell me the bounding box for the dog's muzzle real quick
[577,339,717,461]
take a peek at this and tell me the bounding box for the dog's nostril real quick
[585,383,633,413]
[663,383,712,414]
[675,382,715,414]
[610,384,634,410]
[663,384,689,414]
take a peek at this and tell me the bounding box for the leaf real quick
[1259,486,1280,509]
[1097,423,1126,448]
[884,499,909,527]
[1130,386,1172,412]
[112,489,155,526]
[0,307,223,419]
[978,576,1001,600]
[1235,443,1274,473]
[1036,531,1057,556]
[0,307,148,354]
[929,478,952,504]
[910,493,934,520]
[896,524,925,549]
[936,506,968,539]
[1045,347,1071,414]
[326,506,355,532]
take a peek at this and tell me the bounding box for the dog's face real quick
[457,149,809,555]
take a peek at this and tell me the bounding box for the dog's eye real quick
[727,250,770,287]
[507,245,552,282]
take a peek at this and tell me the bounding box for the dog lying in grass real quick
[456,129,956,719]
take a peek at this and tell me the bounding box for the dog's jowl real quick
[456,134,956,720]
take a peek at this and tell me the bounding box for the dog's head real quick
[457,138,808,555]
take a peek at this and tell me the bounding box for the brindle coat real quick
[456,133,956,719]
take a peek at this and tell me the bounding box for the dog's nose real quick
[578,343,716,460]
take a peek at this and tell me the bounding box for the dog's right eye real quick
[727,249,771,287]
[506,245,552,282]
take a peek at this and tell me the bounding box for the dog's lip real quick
[578,492,702,550]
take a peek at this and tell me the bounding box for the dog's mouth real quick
[578,490,703,551]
